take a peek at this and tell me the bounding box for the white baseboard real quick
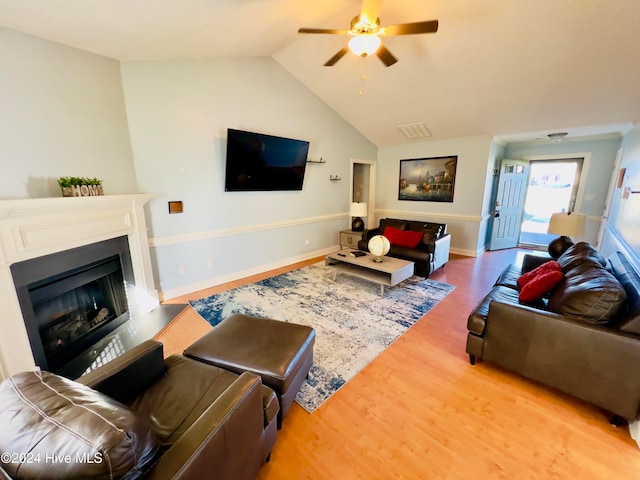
[450,247,484,257]
[159,245,339,301]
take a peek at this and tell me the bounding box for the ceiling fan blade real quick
[324,47,350,66]
[360,0,382,24]
[298,27,350,35]
[383,19,439,36]
[376,45,398,67]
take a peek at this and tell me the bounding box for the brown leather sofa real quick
[0,340,278,480]
[358,218,451,276]
[466,242,640,421]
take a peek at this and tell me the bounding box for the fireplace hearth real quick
[11,236,135,374]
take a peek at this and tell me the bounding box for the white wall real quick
[120,58,377,298]
[376,135,494,256]
[600,126,640,265]
[0,28,137,198]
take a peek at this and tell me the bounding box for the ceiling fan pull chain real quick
[359,57,367,96]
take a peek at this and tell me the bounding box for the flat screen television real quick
[224,128,310,192]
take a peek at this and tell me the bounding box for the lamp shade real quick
[349,202,368,217]
[547,212,586,237]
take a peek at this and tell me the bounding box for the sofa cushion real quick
[620,315,640,335]
[548,267,627,324]
[130,355,241,445]
[494,264,522,289]
[517,260,561,288]
[383,226,423,248]
[608,252,640,334]
[467,285,522,335]
[0,370,159,480]
[557,242,607,273]
[518,269,564,303]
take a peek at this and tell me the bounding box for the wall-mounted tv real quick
[224,128,310,192]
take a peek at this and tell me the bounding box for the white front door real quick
[489,159,530,250]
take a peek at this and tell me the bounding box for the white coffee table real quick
[325,249,415,297]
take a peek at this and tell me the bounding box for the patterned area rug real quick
[189,262,455,413]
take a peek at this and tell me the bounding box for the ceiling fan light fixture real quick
[348,34,381,57]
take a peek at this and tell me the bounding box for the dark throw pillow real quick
[548,268,627,324]
[519,270,564,303]
[557,242,607,273]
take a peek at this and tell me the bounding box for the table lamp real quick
[547,212,587,258]
[350,202,367,232]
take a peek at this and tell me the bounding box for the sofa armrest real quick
[144,372,269,480]
[77,339,166,404]
[362,227,381,242]
[484,300,640,419]
[358,228,382,251]
[430,233,451,272]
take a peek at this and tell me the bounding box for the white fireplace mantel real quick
[0,194,158,380]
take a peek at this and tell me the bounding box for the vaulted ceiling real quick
[1,0,638,146]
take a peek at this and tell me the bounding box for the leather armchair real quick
[0,340,278,480]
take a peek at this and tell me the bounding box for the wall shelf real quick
[307,157,326,164]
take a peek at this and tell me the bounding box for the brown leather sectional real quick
[466,242,640,421]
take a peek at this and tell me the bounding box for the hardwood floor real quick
[160,250,640,479]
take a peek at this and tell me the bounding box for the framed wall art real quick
[398,155,457,202]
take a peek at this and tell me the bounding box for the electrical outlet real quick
[207,260,213,268]
[304,239,310,246]
[178,265,186,275]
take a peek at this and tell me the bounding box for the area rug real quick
[189,262,455,413]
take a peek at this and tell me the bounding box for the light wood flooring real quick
[160,249,640,479]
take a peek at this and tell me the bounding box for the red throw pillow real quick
[518,270,564,303]
[517,260,561,288]
[382,226,403,245]
[383,226,423,248]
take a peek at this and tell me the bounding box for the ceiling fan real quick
[298,0,438,67]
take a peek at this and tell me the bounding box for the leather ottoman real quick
[184,313,315,427]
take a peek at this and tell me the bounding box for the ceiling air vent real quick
[547,132,568,142]
[398,122,432,140]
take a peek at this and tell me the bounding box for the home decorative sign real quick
[398,156,457,202]
[58,177,104,197]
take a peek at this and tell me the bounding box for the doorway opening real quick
[519,158,583,247]
[350,159,376,230]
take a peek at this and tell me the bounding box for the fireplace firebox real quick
[11,236,135,374]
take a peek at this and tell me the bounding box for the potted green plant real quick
[57,177,104,197]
